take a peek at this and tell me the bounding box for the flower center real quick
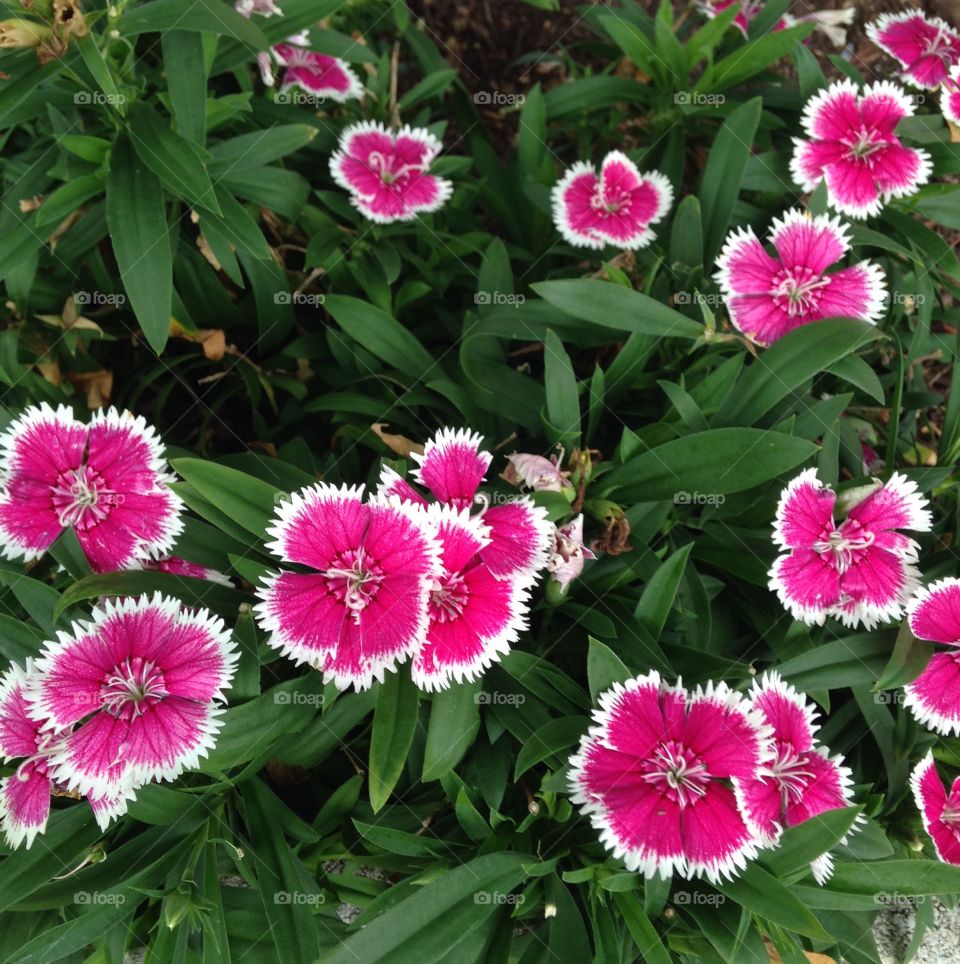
[51,466,119,529]
[101,657,168,719]
[367,150,423,188]
[769,743,816,804]
[591,185,630,216]
[843,129,886,162]
[641,741,710,808]
[923,28,955,63]
[430,571,469,623]
[771,268,831,317]
[324,548,383,620]
[812,520,875,574]
[942,790,960,827]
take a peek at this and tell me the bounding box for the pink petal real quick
[814,263,886,324]
[377,465,429,506]
[412,428,491,509]
[266,482,369,571]
[0,404,85,561]
[143,555,232,586]
[551,163,606,249]
[823,156,885,219]
[750,672,818,752]
[784,749,851,826]
[51,711,131,797]
[905,651,960,735]
[88,784,135,830]
[714,226,781,297]
[768,210,849,275]
[680,781,762,882]
[858,81,913,134]
[834,547,918,630]
[773,469,836,552]
[478,497,552,580]
[801,80,863,143]
[768,549,842,625]
[867,13,960,89]
[846,473,932,535]
[0,762,51,849]
[790,137,848,192]
[911,754,960,865]
[870,143,931,199]
[279,54,362,102]
[682,683,771,781]
[943,71,960,125]
[256,571,344,664]
[0,664,43,760]
[86,408,169,495]
[725,294,796,346]
[909,579,960,644]
[737,773,783,842]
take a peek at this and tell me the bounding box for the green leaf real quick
[543,328,580,445]
[587,638,632,701]
[602,428,818,502]
[669,195,703,269]
[612,892,671,964]
[369,670,420,813]
[208,125,318,173]
[35,174,105,228]
[762,807,863,878]
[874,618,934,692]
[106,135,173,353]
[828,859,960,896]
[533,280,703,340]
[325,853,531,964]
[700,23,814,92]
[422,679,482,781]
[162,31,208,144]
[54,570,245,621]
[324,295,436,381]
[243,778,321,962]
[698,98,763,264]
[720,864,830,940]
[514,716,589,779]
[715,319,883,427]
[172,457,281,538]
[119,0,269,48]
[635,543,692,640]
[128,102,220,213]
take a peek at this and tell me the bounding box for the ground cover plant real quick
[2,0,960,961]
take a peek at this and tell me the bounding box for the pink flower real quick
[867,11,960,89]
[273,43,363,103]
[551,151,673,250]
[329,121,452,224]
[411,506,530,691]
[738,673,858,884]
[714,209,886,346]
[790,80,932,219]
[569,672,772,882]
[547,515,596,592]
[769,469,932,630]
[255,484,441,690]
[143,555,232,586]
[912,752,960,866]
[0,661,135,848]
[505,452,571,493]
[902,579,960,735]
[27,595,236,798]
[942,67,960,125]
[378,428,554,583]
[0,405,183,573]
[698,0,786,38]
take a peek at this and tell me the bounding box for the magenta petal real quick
[751,672,817,752]
[53,711,130,797]
[680,782,760,880]
[682,684,770,781]
[824,157,884,219]
[773,469,835,552]
[769,210,848,275]
[412,428,491,509]
[377,466,429,507]
[814,264,885,323]
[784,749,850,825]
[715,227,781,296]
[846,473,932,536]
[552,163,604,249]
[804,80,864,142]
[769,549,841,625]
[1,763,51,849]
[835,546,916,629]
[478,498,551,581]
[257,570,345,664]
[905,651,960,736]
[909,579,960,644]
[0,664,43,760]
[911,754,960,865]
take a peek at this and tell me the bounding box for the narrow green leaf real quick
[369,670,420,812]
